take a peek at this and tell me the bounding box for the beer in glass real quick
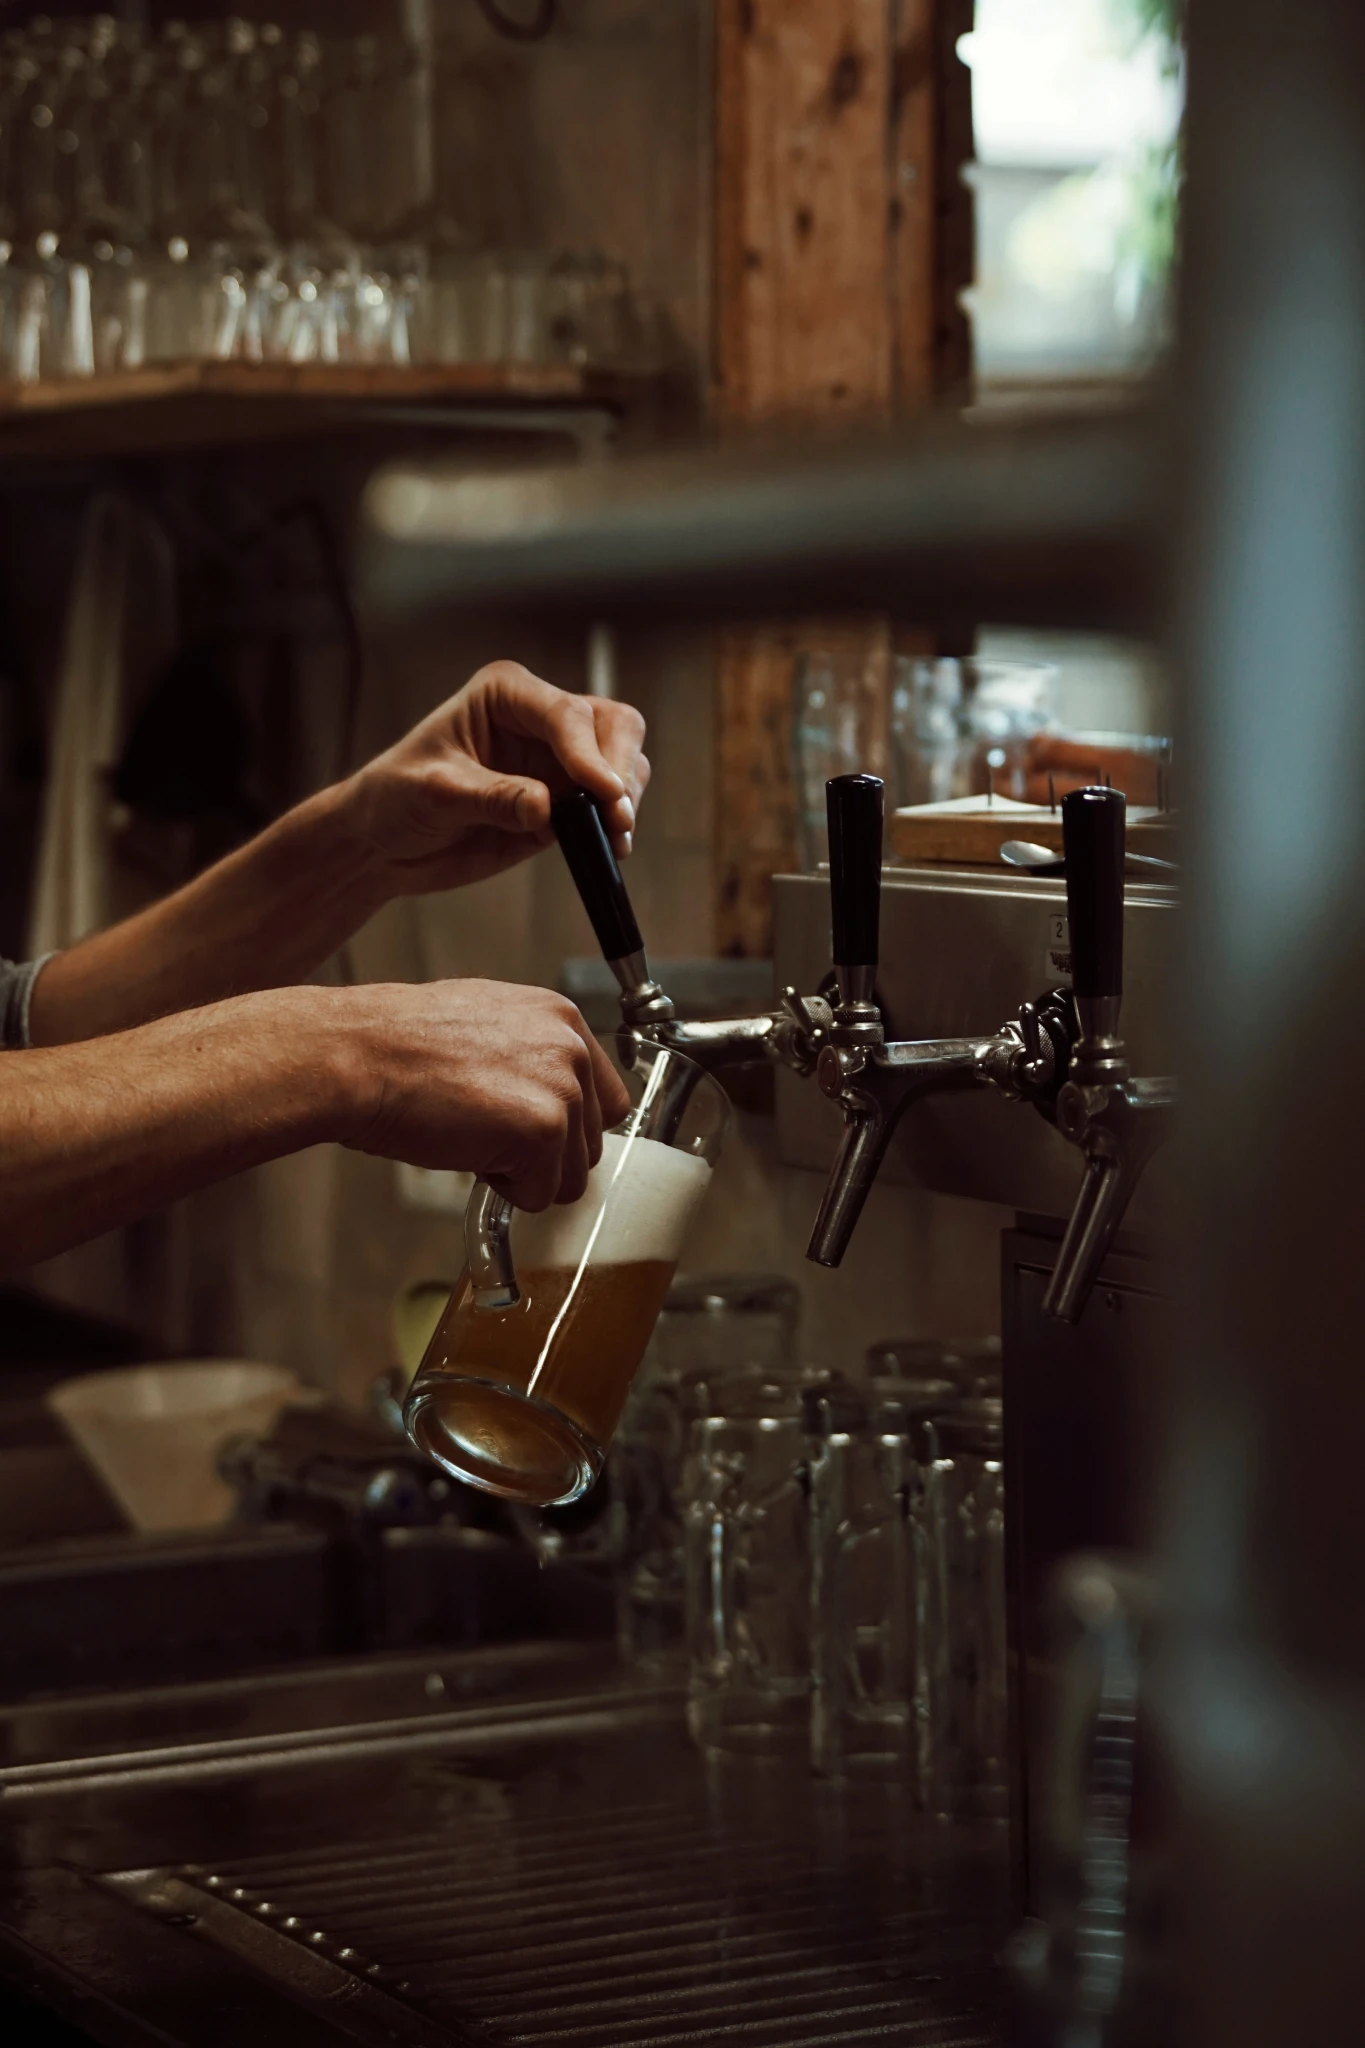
[405,1048,730,1507]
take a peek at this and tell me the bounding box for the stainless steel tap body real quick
[806,993,1076,1268]
[611,950,835,1080]
[1044,1045,1176,1323]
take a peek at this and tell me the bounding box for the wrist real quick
[237,985,375,1149]
[287,984,383,1147]
[290,778,391,924]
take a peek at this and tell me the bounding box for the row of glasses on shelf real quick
[0,13,650,380]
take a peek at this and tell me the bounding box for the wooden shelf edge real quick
[0,360,674,462]
[0,359,658,412]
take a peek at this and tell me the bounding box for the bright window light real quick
[959,0,1184,381]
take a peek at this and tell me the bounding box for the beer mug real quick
[404,1047,730,1509]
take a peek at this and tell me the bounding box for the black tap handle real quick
[1061,785,1126,1000]
[827,773,883,967]
[551,789,643,963]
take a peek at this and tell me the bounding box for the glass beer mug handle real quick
[464,1181,519,1310]
[1019,1553,1157,2033]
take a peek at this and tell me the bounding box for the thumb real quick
[459,764,552,837]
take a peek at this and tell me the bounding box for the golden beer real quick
[406,1111,721,1506]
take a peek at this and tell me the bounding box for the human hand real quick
[342,660,649,896]
[333,979,630,1211]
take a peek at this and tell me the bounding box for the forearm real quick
[0,988,354,1272]
[28,782,383,1046]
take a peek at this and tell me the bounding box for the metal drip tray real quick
[0,1654,1007,2046]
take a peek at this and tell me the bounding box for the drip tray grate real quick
[107,1723,1007,2046]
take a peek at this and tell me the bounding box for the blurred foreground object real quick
[1163,0,1365,2041]
[364,407,1160,633]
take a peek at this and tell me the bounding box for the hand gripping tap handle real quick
[827,774,883,998]
[1061,785,1126,1043]
[551,788,644,967]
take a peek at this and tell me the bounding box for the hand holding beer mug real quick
[405,1047,730,1507]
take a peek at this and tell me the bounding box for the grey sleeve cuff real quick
[1,954,55,1049]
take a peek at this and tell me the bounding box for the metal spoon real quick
[999,839,1179,877]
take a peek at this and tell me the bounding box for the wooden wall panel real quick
[714,0,896,424]
[890,0,937,407]
[714,0,970,956]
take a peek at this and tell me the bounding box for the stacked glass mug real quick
[673,1331,1010,1819]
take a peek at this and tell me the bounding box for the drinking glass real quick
[545,249,634,366]
[1032,1556,1165,2038]
[913,1396,1008,1818]
[792,647,887,869]
[890,655,1057,809]
[7,33,70,381]
[683,1376,813,1759]
[0,21,654,379]
[808,1377,962,1780]
[867,1334,1002,1398]
[809,1382,913,1778]
[262,27,351,365]
[612,1273,802,1670]
[404,1047,730,1510]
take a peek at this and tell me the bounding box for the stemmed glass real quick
[0,35,37,377]
[56,16,143,374]
[186,19,280,361]
[318,32,423,365]
[265,28,356,363]
[7,19,72,380]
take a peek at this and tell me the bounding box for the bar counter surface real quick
[0,1642,1008,2047]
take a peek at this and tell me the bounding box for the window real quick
[960,0,1183,390]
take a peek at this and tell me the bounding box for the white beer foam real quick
[510,1130,711,1271]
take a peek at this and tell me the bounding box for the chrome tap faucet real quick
[1043,786,1176,1324]
[807,775,1077,1268]
[551,790,832,1079]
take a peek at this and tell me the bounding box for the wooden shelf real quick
[0,360,664,462]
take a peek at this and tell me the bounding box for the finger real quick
[578,1030,605,1168]
[556,994,625,1103]
[439,760,554,839]
[555,1002,621,1156]
[594,702,649,805]
[587,1031,631,1132]
[555,1089,591,1206]
[480,667,651,856]
[500,1125,563,1214]
[485,666,628,805]
[590,705,649,849]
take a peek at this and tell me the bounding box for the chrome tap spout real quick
[806,1034,991,1267]
[1043,1070,1176,1322]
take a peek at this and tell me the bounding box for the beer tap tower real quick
[792,771,1179,1910]
[552,771,1179,1911]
